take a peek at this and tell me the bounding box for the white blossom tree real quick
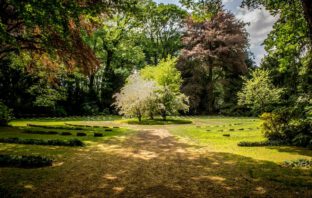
[113,73,158,122]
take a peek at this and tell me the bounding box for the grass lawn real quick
[0,116,311,197]
[168,116,312,162]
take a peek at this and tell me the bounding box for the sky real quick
[154,0,277,66]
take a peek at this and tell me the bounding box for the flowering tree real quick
[113,73,158,122]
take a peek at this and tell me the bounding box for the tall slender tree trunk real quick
[89,74,95,95]
[301,0,312,41]
[207,66,214,114]
[161,111,167,121]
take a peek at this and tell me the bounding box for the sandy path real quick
[27,128,312,198]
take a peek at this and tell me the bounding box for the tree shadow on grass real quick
[3,129,312,198]
[266,146,312,158]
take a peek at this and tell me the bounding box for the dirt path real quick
[29,128,311,198]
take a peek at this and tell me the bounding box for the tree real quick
[0,101,13,126]
[82,11,145,111]
[237,69,283,114]
[141,57,189,120]
[113,73,158,122]
[138,1,187,65]
[258,1,312,97]
[177,10,249,114]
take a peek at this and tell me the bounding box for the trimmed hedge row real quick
[27,124,84,130]
[0,154,52,168]
[23,130,58,135]
[23,129,104,137]
[65,123,109,128]
[0,137,84,146]
[283,159,312,168]
[237,140,286,147]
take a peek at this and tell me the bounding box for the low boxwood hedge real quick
[0,137,84,146]
[27,124,84,130]
[77,132,87,136]
[23,130,58,135]
[0,154,52,168]
[283,159,312,168]
[238,140,286,147]
[94,132,103,137]
[60,132,72,136]
[65,123,109,128]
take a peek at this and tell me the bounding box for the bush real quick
[0,137,84,146]
[23,130,58,135]
[0,102,13,126]
[238,140,286,147]
[81,102,99,115]
[94,132,103,137]
[54,106,67,117]
[105,129,113,132]
[0,154,52,168]
[27,124,84,130]
[283,159,312,168]
[290,120,312,147]
[76,132,87,136]
[60,132,72,136]
[261,110,312,147]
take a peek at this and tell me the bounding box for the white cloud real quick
[234,6,277,65]
[222,0,234,4]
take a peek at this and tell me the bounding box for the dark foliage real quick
[237,140,286,147]
[0,137,84,146]
[76,132,87,136]
[0,154,52,168]
[283,159,312,168]
[60,132,72,136]
[23,130,58,135]
[261,106,312,148]
[94,132,103,137]
[27,124,84,130]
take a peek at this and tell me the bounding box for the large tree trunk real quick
[301,0,312,41]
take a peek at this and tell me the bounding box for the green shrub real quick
[67,139,85,146]
[94,132,103,137]
[261,110,312,147]
[0,102,13,126]
[105,129,113,132]
[60,132,72,136]
[291,120,312,147]
[23,130,58,135]
[0,154,52,168]
[0,137,84,146]
[223,134,230,137]
[237,140,286,147]
[77,132,87,136]
[27,124,84,130]
[283,159,312,168]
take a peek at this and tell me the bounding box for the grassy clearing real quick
[168,116,312,163]
[0,116,311,197]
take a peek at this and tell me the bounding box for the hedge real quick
[0,137,84,146]
[0,154,52,168]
